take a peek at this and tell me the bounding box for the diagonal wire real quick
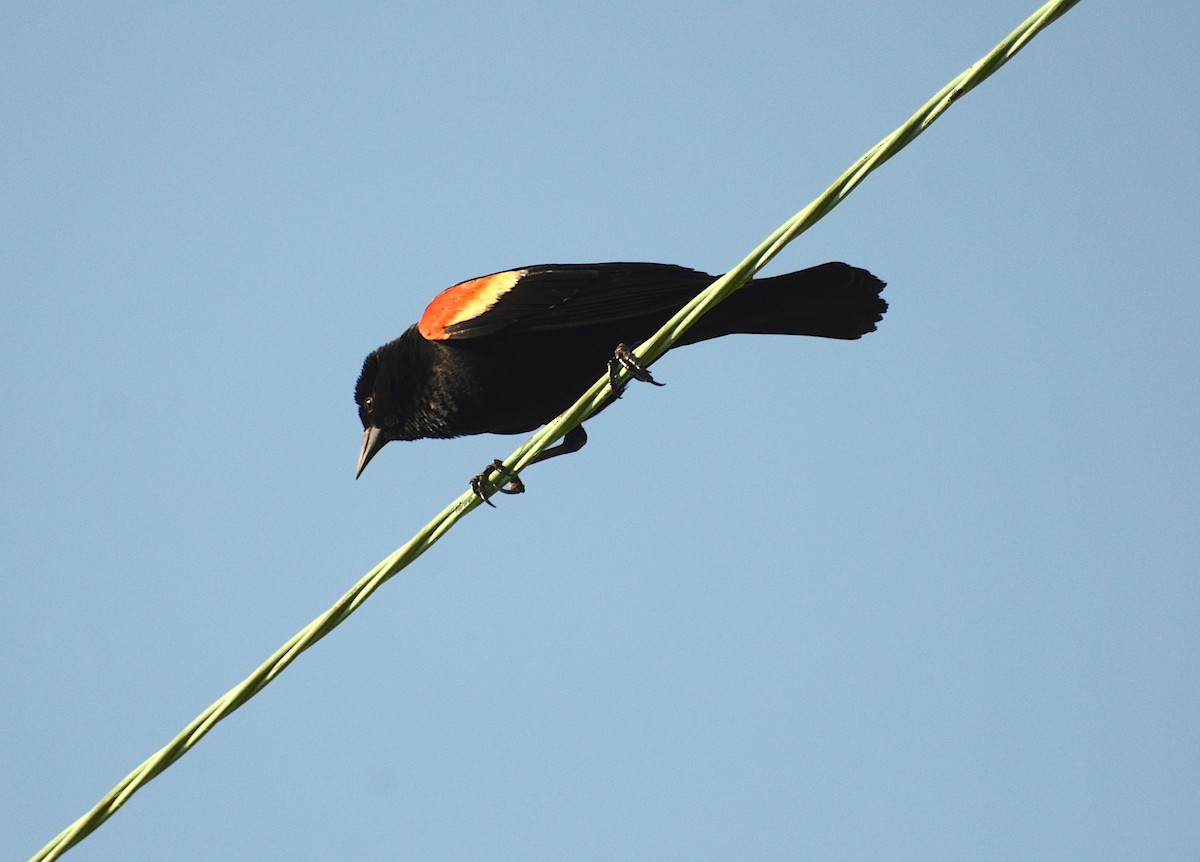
[29,1,1082,859]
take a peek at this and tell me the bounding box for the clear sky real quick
[4,3,1197,860]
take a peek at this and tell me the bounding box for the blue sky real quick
[4,2,1197,860]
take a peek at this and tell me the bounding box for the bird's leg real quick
[469,426,590,506]
[470,346,660,506]
[529,425,588,465]
[470,459,525,506]
[608,343,666,395]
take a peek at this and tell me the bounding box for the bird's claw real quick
[608,343,665,395]
[470,459,525,506]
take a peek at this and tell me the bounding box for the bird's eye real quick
[364,396,374,414]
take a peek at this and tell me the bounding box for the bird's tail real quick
[677,262,887,344]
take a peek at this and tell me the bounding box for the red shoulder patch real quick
[417,269,526,340]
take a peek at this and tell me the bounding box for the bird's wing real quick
[416,263,713,341]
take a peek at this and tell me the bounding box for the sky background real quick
[4,2,1198,860]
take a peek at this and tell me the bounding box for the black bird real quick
[354,261,887,493]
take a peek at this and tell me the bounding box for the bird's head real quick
[354,331,449,478]
[354,348,395,479]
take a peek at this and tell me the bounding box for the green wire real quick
[28,1,1083,859]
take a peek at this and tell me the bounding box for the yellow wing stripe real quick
[417,269,526,340]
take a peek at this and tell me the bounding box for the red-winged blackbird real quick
[354,262,887,489]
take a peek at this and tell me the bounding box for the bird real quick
[354,261,887,499]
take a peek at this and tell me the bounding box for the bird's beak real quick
[355,425,388,479]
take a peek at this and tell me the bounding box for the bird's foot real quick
[470,459,525,506]
[608,343,665,395]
